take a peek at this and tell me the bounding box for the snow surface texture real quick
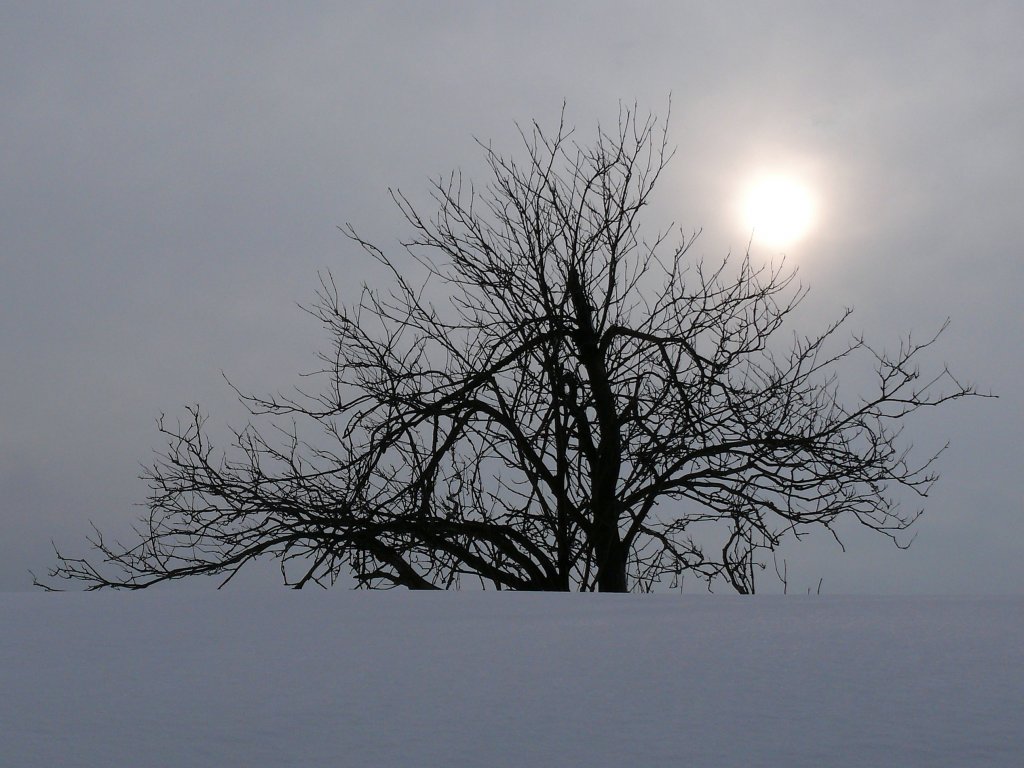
[2,594,1021,767]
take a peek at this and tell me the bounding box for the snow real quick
[2,593,1021,767]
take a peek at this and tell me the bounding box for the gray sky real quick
[2,1,1020,592]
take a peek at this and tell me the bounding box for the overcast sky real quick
[2,1,1020,592]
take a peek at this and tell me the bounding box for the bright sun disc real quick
[741,175,816,250]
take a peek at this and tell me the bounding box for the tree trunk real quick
[567,266,626,593]
[596,540,628,592]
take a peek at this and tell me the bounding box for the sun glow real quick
[740,174,816,250]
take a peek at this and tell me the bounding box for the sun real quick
[740,174,816,250]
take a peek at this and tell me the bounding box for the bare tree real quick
[39,106,984,592]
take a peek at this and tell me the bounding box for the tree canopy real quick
[41,107,981,592]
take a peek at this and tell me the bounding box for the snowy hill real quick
[2,594,1021,767]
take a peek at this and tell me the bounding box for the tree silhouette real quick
[40,106,982,592]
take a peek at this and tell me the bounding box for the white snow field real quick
[2,593,1021,767]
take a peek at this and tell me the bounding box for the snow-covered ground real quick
[2,593,1020,767]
